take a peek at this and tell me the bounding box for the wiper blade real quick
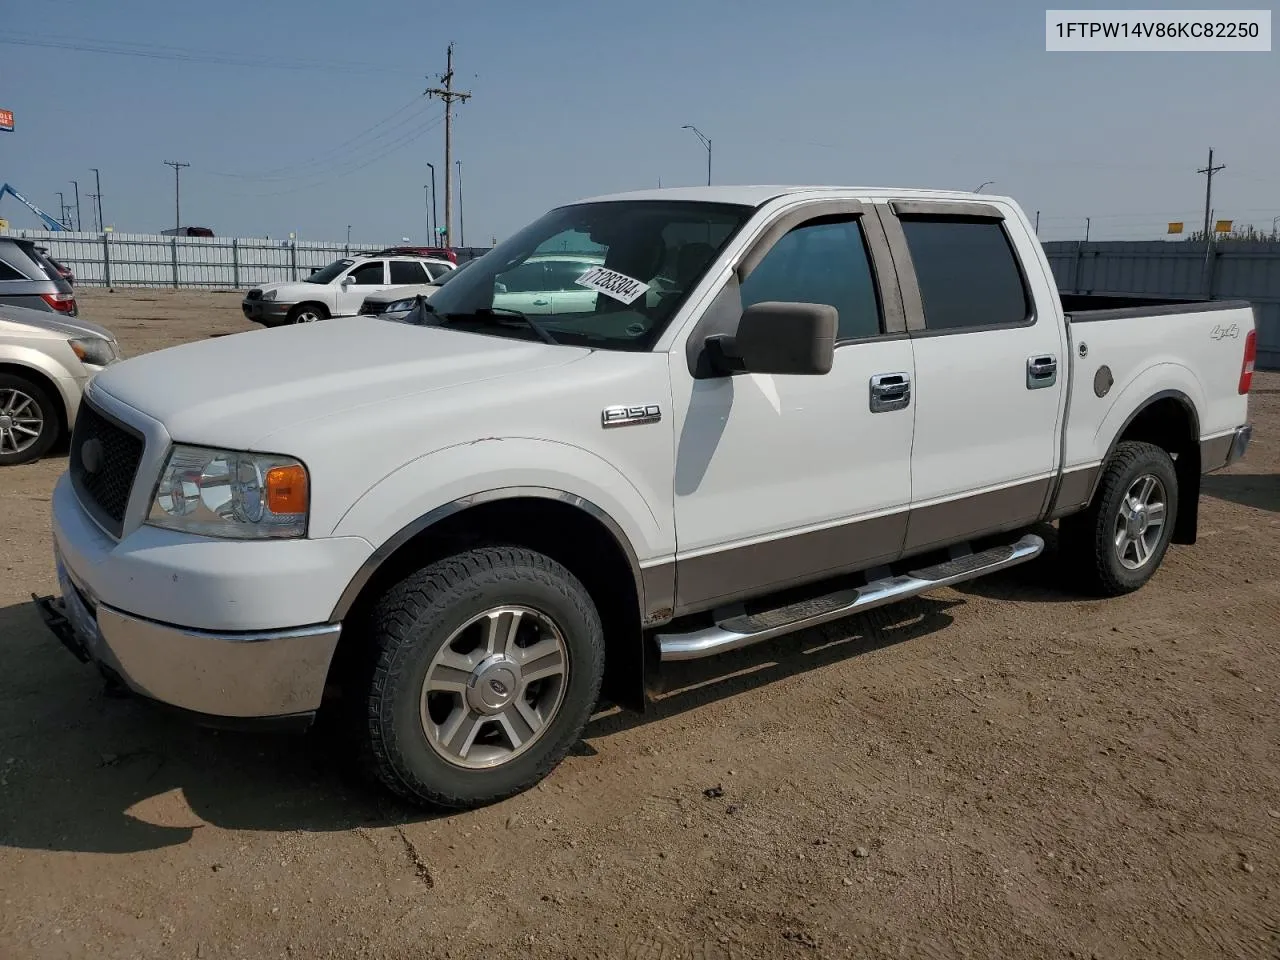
[441,307,559,345]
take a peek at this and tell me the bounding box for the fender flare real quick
[328,483,652,623]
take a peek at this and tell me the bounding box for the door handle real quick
[532,299,550,306]
[1026,355,1058,389]
[869,372,911,413]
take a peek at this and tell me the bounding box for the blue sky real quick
[2,0,1277,244]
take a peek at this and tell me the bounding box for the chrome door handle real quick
[532,299,550,306]
[1026,355,1057,389]
[869,372,911,413]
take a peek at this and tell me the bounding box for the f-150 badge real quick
[601,404,661,428]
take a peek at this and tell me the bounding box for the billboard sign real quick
[0,109,13,132]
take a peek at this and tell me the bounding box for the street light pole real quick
[456,159,465,247]
[681,124,711,185]
[426,163,438,241]
[974,180,994,193]
[71,180,82,230]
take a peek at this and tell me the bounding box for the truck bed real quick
[1061,292,1253,322]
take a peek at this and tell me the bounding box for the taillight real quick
[40,292,76,314]
[1239,329,1256,394]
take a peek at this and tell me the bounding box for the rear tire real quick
[1058,440,1178,597]
[358,546,605,810]
[0,373,60,467]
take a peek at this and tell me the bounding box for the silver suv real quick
[0,302,120,465]
[0,237,79,316]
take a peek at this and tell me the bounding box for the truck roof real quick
[575,185,1011,208]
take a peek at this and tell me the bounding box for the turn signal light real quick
[265,464,308,515]
[40,292,76,314]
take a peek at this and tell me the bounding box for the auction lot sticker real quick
[575,266,650,304]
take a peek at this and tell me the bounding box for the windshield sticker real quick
[575,266,650,305]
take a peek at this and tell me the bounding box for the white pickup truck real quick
[35,185,1256,810]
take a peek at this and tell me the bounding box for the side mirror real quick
[705,301,836,376]
[340,275,354,286]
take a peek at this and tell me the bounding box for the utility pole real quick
[425,42,471,249]
[426,162,438,240]
[71,180,82,230]
[1034,210,1040,236]
[56,191,70,229]
[1084,217,1091,242]
[164,161,190,233]
[91,168,104,232]
[1197,148,1225,240]
[456,159,465,247]
[87,195,100,231]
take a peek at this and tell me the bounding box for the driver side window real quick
[739,217,884,341]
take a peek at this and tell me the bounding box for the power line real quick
[164,161,190,232]
[0,34,409,75]
[1197,148,1226,240]
[204,97,438,181]
[214,113,447,199]
[425,42,471,249]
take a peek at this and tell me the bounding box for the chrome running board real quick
[656,533,1045,662]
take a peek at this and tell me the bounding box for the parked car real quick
[357,259,476,321]
[36,185,1255,812]
[0,302,121,465]
[241,253,456,326]
[0,237,78,315]
[161,227,215,237]
[35,247,75,286]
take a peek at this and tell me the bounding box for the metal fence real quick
[4,228,492,290]
[1043,239,1280,370]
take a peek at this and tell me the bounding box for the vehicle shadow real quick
[1201,473,1280,513]
[0,594,961,855]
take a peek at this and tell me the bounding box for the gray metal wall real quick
[1043,240,1280,369]
[6,229,493,289]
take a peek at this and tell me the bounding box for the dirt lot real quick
[1,289,1278,959]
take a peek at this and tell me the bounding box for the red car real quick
[375,245,458,264]
[35,247,74,286]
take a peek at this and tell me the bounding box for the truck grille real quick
[69,400,145,539]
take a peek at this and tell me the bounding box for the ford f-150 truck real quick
[34,185,1256,810]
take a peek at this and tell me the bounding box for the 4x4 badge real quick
[601,404,661,428]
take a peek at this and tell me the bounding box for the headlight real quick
[69,337,116,366]
[384,298,418,313]
[262,289,277,302]
[147,444,309,539]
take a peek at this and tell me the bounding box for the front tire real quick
[1059,440,1178,596]
[287,303,328,324]
[360,546,604,810]
[0,373,60,466]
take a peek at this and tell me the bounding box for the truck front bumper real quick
[34,553,341,724]
[34,473,367,724]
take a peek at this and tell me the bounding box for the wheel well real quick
[327,497,645,711]
[0,362,69,447]
[1113,394,1200,544]
[289,301,328,317]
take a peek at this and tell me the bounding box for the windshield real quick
[418,200,754,349]
[306,258,355,284]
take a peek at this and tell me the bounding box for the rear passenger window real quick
[390,261,427,284]
[899,218,1030,331]
[739,217,882,340]
[0,258,25,281]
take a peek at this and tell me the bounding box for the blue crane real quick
[0,183,66,231]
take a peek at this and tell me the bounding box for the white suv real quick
[241,254,455,327]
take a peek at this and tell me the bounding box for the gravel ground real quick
[1,289,1277,960]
